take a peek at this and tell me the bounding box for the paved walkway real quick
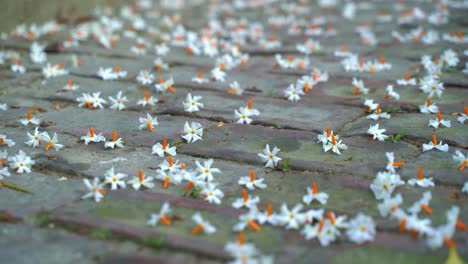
[0,1,467,263]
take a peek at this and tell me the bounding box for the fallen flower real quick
[81,128,106,145]
[303,182,328,205]
[81,177,106,202]
[19,111,40,126]
[422,135,449,152]
[104,167,127,190]
[191,212,216,235]
[453,150,467,171]
[147,202,171,227]
[151,138,177,157]
[104,130,124,149]
[258,144,281,168]
[181,122,203,143]
[138,113,158,132]
[238,170,267,190]
[428,111,451,128]
[408,167,434,188]
[128,169,154,190]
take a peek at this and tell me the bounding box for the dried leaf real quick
[444,247,464,264]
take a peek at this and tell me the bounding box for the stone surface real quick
[0,0,467,263]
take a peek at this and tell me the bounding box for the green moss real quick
[143,236,165,248]
[332,247,444,264]
[95,204,137,220]
[35,214,52,227]
[92,229,113,240]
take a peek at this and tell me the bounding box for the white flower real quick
[40,131,64,151]
[183,93,203,113]
[346,213,376,244]
[81,177,106,202]
[304,209,324,224]
[422,135,449,152]
[156,170,182,188]
[301,219,335,246]
[367,123,388,141]
[257,205,279,226]
[456,107,468,124]
[200,183,224,204]
[408,191,433,215]
[258,144,281,168]
[453,150,467,171]
[81,128,106,145]
[195,159,221,182]
[137,92,158,107]
[385,85,400,100]
[19,111,41,126]
[77,93,93,109]
[234,108,253,124]
[11,60,26,74]
[8,150,35,174]
[155,44,170,56]
[302,182,328,205]
[428,112,451,128]
[363,99,378,111]
[0,134,15,147]
[181,122,203,143]
[97,67,118,80]
[440,49,459,67]
[385,152,406,173]
[128,169,154,190]
[25,127,42,148]
[154,58,169,71]
[227,81,244,95]
[351,78,369,95]
[233,207,261,232]
[276,203,306,229]
[366,106,391,120]
[378,194,403,217]
[426,222,455,249]
[211,67,226,82]
[323,134,347,155]
[136,70,154,85]
[147,202,171,226]
[159,157,181,174]
[30,42,47,64]
[63,80,79,91]
[370,171,405,200]
[138,113,158,132]
[238,170,267,190]
[232,189,260,209]
[284,84,304,102]
[151,139,176,157]
[397,73,417,86]
[192,71,209,83]
[0,167,11,179]
[408,167,434,188]
[419,99,439,114]
[420,77,444,98]
[191,213,216,235]
[406,214,434,237]
[240,100,260,116]
[154,77,175,93]
[81,92,107,109]
[104,131,124,149]
[109,91,128,111]
[317,128,339,146]
[462,182,468,194]
[104,167,127,190]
